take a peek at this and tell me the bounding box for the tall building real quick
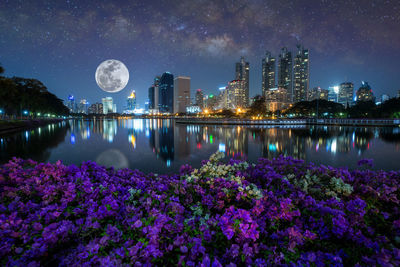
[173,76,191,113]
[356,82,375,102]
[328,86,339,102]
[227,80,246,109]
[293,45,309,102]
[159,72,174,113]
[338,82,354,107]
[397,90,400,98]
[88,103,103,114]
[127,90,137,111]
[78,99,89,114]
[261,51,276,98]
[278,47,293,102]
[102,97,114,114]
[148,76,160,113]
[195,89,204,109]
[67,95,76,113]
[235,57,250,107]
[308,87,329,101]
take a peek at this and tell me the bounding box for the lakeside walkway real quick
[175,118,400,127]
[0,119,65,134]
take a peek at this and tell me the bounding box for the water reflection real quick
[1,119,400,171]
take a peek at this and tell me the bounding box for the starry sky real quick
[1,0,400,111]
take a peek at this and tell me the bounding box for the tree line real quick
[0,64,69,117]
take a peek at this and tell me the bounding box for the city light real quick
[333,86,339,94]
[23,110,28,115]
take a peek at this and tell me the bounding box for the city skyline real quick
[1,1,400,111]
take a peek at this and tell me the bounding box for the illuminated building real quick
[356,82,375,102]
[102,97,114,114]
[397,90,400,98]
[126,90,137,111]
[173,76,191,113]
[235,56,250,107]
[88,103,103,114]
[186,105,201,114]
[380,94,390,103]
[78,99,89,114]
[328,86,339,102]
[261,51,276,98]
[278,47,293,102]
[67,95,76,113]
[227,80,246,109]
[338,82,354,107]
[265,87,289,112]
[148,76,160,113]
[293,45,309,102]
[159,72,174,113]
[205,94,218,110]
[195,89,204,109]
[308,87,329,101]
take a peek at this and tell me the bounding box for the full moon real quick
[95,59,129,93]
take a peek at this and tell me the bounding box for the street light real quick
[23,110,29,115]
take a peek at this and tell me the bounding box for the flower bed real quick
[0,153,399,266]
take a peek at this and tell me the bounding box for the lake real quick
[1,118,400,173]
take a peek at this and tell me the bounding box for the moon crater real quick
[95,59,129,93]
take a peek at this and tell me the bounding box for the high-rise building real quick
[159,72,174,113]
[356,82,375,102]
[308,87,329,101]
[78,99,89,114]
[127,90,137,111]
[293,45,309,102]
[173,76,191,114]
[205,94,218,110]
[88,103,103,114]
[338,82,354,107]
[148,76,160,113]
[235,57,250,107]
[261,51,276,98]
[328,86,339,102]
[227,80,246,109]
[102,97,114,114]
[195,89,204,109]
[278,47,293,102]
[67,95,76,113]
[397,90,400,98]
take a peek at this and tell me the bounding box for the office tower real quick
[102,97,113,114]
[88,103,103,114]
[265,87,289,112]
[159,72,174,113]
[293,45,309,102]
[195,89,204,109]
[328,86,339,102]
[173,76,191,113]
[278,47,293,102]
[356,82,375,102]
[227,80,246,109]
[67,95,76,113]
[113,104,117,113]
[205,94,218,110]
[338,82,354,107]
[148,76,160,112]
[235,56,250,107]
[78,99,89,114]
[308,87,329,101]
[261,51,276,98]
[127,90,137,111]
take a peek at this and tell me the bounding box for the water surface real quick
[1,119,399,173]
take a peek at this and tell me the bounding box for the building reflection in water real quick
[148,119,174,166]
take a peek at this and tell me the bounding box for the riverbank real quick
[0,118,65,134]
[0,152,399,266]
[176,117,400,127]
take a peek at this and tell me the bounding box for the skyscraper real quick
[102,97,113,114]
[235,57,249,107]
[308,87,329,101]
[261,51,276,98]
[173,76,191,114]
[278,47,293,102]
[356,82,375,102]
[148,76,160,113]
[338,82,354,107]
[195,89,204,109]
[227,80,246,109]
[67,95,76,113]
[328,86,339,102]
[88,103,103,114]
[159,72,174,113]
[127,90,137,111]
[78,99,89,114]
[293,45,309,102]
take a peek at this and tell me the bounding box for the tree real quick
[247,95,266,116]
[284,100,344,118]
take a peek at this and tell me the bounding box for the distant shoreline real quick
[0,119,65,134]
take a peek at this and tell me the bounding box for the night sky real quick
[1,0,400,111]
